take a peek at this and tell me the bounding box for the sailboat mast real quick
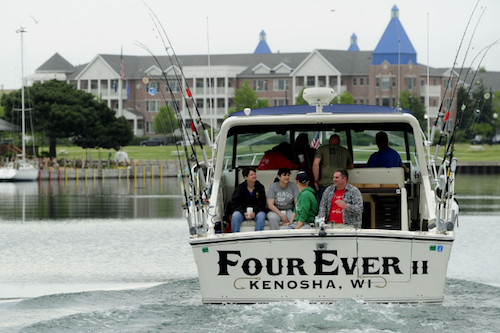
[17,26,26,162]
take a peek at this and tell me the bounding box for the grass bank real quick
[44,143,500,163]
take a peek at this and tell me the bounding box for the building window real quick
[166,80,179,92]
[421,79,424,86]
[392,77,396,87]
[196,99,204,108]
[353,78,357,86]
[318,76,326,87]
[137,122,143,130]
[274,99,287,106]
[382,77,390,90]
[433,78,436,85]
[146,122,154,133]
[331,79,338,87]
[146,101,160,112]
[376,78,380,87]
[376,98,379,106]
[445,79,453,90]
[253,79,267,91]
[146,82,160,93]
[273,79,289,91]
[382,98,390,106]
[406,77,415,90]
[360,78,364,85]
[196,79,204,88]
[91,81,98,89]
[166,100,179,110]
[306,76,315,87]
[392,98,396,106]
[445,99,453,110]
[359,99,364,104]
[366,78,369,85]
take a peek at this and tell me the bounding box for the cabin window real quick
[350,130,411,164]
[230,131,291,168]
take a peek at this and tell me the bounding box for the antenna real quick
[206,17,213,144]
[397,40,401,111]
[426,13,430,140]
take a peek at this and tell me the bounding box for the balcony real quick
[420,85,441,97]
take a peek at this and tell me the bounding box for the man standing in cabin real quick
[231,167,267,232]
[318,169,363,229]
[282,171,318,229]
[312,134,354,203]
[367,131,409,172]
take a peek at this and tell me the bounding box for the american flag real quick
[310,131,321,149]
[120,49,125,80]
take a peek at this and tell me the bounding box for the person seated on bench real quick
[267,168,299,230]
[318,169,363,229]
[282,171,318,230]
[367,131,409,172]
[258,142,297,170]
[231,167,267,232]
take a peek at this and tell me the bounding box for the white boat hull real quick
[191,229,453,304]
[0,166,39,181]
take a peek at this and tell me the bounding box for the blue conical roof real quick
[372,6,416,65]
[348,33,360,51]
[254,30,271,54]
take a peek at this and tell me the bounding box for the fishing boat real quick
[183,87,458,304]
[0,26,39,182]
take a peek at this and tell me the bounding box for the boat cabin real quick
[211,105,432,233]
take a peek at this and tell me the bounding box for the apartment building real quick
[28,6,480,136]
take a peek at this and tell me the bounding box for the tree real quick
[227,80,268,116]
[153,105,179,135]
[331,91,355,104]
[400,90,426,130]
[1,80,133,157]
[296,87,308,105]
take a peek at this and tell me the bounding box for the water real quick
[0,176,499,332]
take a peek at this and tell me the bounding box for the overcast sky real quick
[1,0,499,89]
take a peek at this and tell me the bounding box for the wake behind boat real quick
[184,88,458,304]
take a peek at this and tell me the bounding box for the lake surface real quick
[0,175,499,332]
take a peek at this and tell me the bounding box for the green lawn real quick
[44,143,500,163]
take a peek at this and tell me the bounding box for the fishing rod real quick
[429,0,480,144]
[141,2,213,163]
[134,42,204,218]
[135,37,211,234]
[446,40,499,156]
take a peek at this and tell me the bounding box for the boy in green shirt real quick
[282,171,318,229]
